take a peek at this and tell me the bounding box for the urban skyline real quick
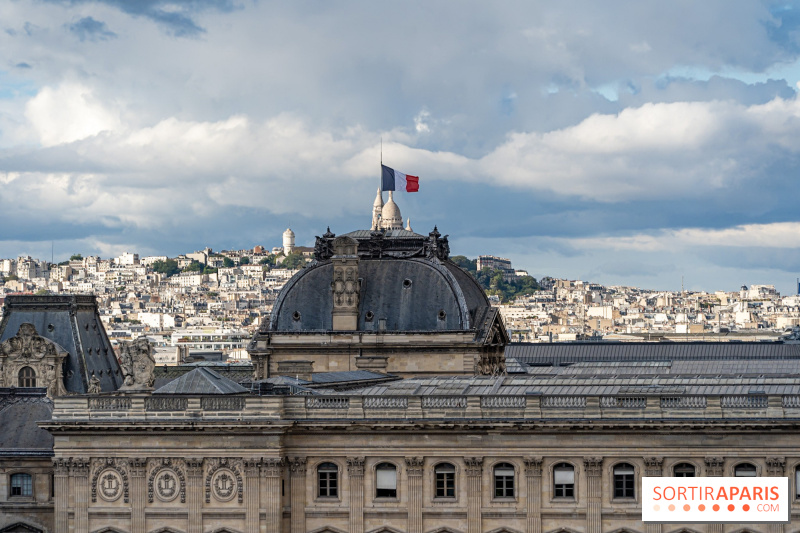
[2,2,800,294]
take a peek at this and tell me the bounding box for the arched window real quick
[673,463,696,477]
[734,463,757,477]
[10,473,33,496]
[613,463,635,498]
[435,463,455,498]
[795,466,800,498]
[553,462,575,498]
[493,463,515,498]
[317,462,338,498]
[18,366,36,388]
[375,463,397,498]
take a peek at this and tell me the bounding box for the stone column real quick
[244,459,261,533]
[288,457,307,533]
[705,457,724,533]
[464,457,484,533]
[347,457,365,533]
[128,458,147,533]
[524,457,543,533]
[186,458,204,533]
[767,457,786,533]
[583,457,603,533]
[643,457,663,533]
[262,458,284,533]
[72,457,91,533]
[53,458,70,533]
[405,457,424,533]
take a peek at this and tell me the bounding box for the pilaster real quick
[244,459,261,533]
[71,457,91,533]
[128,458,147,533]
[524,457,542,533]
[767,457,786,533]
[704,457,724,533]
[347,457,365,533]
[405,457,424,533]
[583,457,603,533]
[288,457,307,533]
[643,457,663,533]
[262,458,284,533]
[186,458,204,533]
[464,457,483,533]
[53,458,70,533]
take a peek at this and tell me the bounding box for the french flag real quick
[381,164,419,192]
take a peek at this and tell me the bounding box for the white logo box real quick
[642,477,789,524]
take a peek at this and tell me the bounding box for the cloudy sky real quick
[2,1,800,294]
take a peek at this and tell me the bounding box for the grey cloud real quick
[68,17,116,41]
[15,62,32,69]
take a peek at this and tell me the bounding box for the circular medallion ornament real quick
[211,469,237,502]
[98,470,123,502]
[155,470,179,502]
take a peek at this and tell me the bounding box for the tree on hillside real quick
[259,255,277,266]
[70,254,83,261]
[451,255,477,273]
[183,260,204,273]
[282,252,306,270]
[239,257,250,265]
[152,259,180,277]
[222,257,235,268]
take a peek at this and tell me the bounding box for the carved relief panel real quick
[148,458,186,504]
[91,458,130,504]
[205,458,244,504]
[0,322,67,397]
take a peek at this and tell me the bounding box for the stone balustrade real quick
[48,391,800,423]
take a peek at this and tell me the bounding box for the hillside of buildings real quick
[1,239,799,364]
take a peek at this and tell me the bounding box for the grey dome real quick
[270,257,490,332]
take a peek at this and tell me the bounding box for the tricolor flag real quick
[381,164,419,192]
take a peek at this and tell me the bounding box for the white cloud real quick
[24,83,122,147]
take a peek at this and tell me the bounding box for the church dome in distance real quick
[380,192,403,230]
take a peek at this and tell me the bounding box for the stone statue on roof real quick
[118,337,155,390]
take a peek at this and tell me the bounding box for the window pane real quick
[554,466,574,484]
[495,468,514,476]
[735,464,757,477]
[615,466,634,475]
[376,467,396,489]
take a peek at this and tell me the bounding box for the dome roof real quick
[269,257,490,332]
[283,228,295,236]
[380,192,402,229]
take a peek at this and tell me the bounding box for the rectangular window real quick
[554,465,575,498]
[494,467,515,498]
[11,474,33,497]
[435,467,455,498]
[376,467,397,498]
[614,467,635,499]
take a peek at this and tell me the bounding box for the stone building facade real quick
[39,374,800,533]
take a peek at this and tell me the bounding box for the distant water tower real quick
[283,228,295,254]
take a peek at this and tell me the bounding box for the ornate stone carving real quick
[70,457,91,477]
[643,456,664,477]
[211,469,238,502]
[0,323,67,397]
[185,458,204,477]
[705,456,725,477]
[262,458,284,477]
[463,457,484,477]
[331,236,360,331]
[53,458,70,476]
[347,457,365,477]
[287,456,307,476]
[766,457,786,476]
[524,457,543,477]
[128,458,147,477]
[88,372,101,394]
[205,458,243,504]
[148,459,186,504]
[91,458,129,503]
[118,336,155,390]
[583,457,603,477]
[243,458,261,477]
[405,457,424,477]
